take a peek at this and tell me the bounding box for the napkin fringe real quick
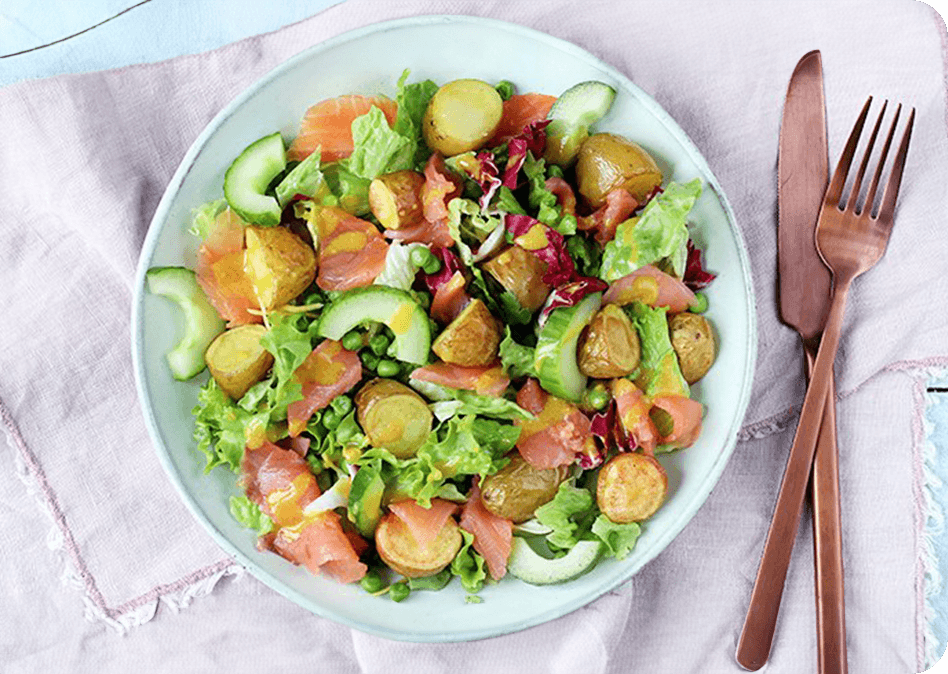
[1,395,244,635]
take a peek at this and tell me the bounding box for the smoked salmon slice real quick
[577,188,638,246]
[286,339,363,437]
[409,361,510,398]
[602,264,697,313]
[544,176,576,216]
[308,205,389,291]
[194,207,262,327]
[514,379,589,469]
[287,94,398,163]
[429,271,471,324]
[242,441,367,584]
[611,378,660,455]
[489,93,557,145]
[387,498,459,549]
[384,217,455,248]
[460,478,513,581]
[651,395,703,449]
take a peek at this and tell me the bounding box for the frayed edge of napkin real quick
[917,366,948,670]
[0,397,244,635]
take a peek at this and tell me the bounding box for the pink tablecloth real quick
[2,1,947,672]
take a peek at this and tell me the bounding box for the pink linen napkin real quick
[2,0,947,672]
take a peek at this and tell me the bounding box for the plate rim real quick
[131,12,757,642]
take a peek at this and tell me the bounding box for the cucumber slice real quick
[544,81,616,166]
[534,292,602,402]
[317,286,431,365]
[223,132,286,226]
[507,536,602,585]
[348,466,385,537]
[145,266,226,380]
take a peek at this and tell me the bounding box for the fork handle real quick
[736,277,852,671]
[808,346,848,674]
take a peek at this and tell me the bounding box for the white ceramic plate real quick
[131,15,756,642]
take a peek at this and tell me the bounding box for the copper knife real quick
[736,50,847,673]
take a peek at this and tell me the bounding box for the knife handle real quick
[807,347,848,674]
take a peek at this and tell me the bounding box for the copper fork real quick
[738,97,914,670]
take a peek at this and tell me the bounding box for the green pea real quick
[585,385,610,411]
[409,246,431,268]
[376,359,400,378]
[369,333,391,356]
[421,255,442,275]
[330,395,353,415]
[361,352,380,371]
[494,80,515,101]
[322,408,341,430]
[342,330,363,351]
[360,570,384,594]
[691,292,709,314]
[389,581,411,603]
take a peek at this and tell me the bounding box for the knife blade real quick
[736,50,847,673]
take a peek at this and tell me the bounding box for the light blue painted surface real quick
[2,0,946,661]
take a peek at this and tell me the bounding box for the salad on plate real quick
[145,71,718,601]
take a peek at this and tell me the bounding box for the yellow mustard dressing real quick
[266,473,314,528]
[323,231,367,256]
[517,396,574,440]
[515,223,550,251]
[389,302,415,335]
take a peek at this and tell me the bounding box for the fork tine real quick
[863,103,901,215]
[876,107,915,222]
[825,97,873,205]
[848,100,887,213]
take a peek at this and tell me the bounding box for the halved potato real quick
[431,299,502,367]
[422,79,503,156]
[375,511,463,578]
[578,304,641,378]
[368,170,426,230]
[243,225,316,310]
[354,379,433,459]
[480,454,569,523]
[575,133,663,208]
[596,452,668,523]
[205,324,273,399]
[482,245,551,312]
[669,312,716,384]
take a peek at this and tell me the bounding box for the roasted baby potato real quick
[422,79,503,156]
[480,454,569,523]
[431,299,502,367]
[482,245,552,312]
[243,225,316,310]
[205,324,274,399]
[578,304,641,378]
[375,511,463,578]
[597,452,668,523]
[355,379,433,459]
[368,170,426,230]
[575,133,663,208]
[669,312,716,384]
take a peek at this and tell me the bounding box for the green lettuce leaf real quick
[409,379,532,421]
[275,149,329,207]
[260,312,320,418]
[624,302,689,398]
[188,199,227,238]
[347,106,413,181]
[600,179,702,282]
[451,529,488,593]
[534,482,598,550]
[192,379,269,473]
[321,162,370,216]
[499,326,537,379]
[446,198,504,264]
[566,234,602,278]
[523,152,577,235]
[229,495,274,535]
[591,514,640,560]
[393,70,440,168]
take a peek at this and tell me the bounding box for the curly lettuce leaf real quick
[188,198,227,238]
[229,495,274,535]
[624,302,689,398]
[393,70,440,168]
[275,149,329,207]
[600,179,702,282]
[522,152,577,235]
[347,105,414,180]
[192,379,269,473]
[591,514,640,560]
[499,326,537,379]
[260,312,320,417]
[451,529,488,593]
[375,241,426,291]
[534,482,598,550]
